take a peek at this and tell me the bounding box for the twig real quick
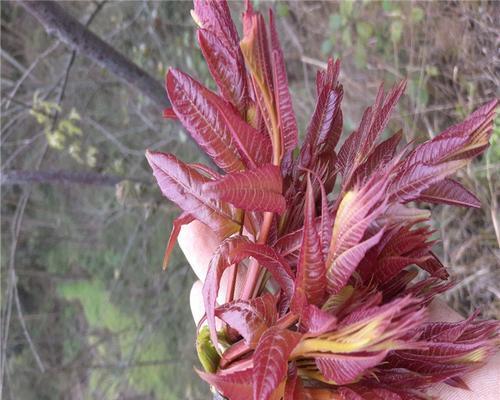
[13,284,46,372]
[86,117,145,156]
[20,0,168,109]
[4,41,60,110]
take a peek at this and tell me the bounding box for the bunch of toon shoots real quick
[146,1,499,399]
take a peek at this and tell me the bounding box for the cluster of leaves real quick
[30,92,98,166]
[146,1,499,399]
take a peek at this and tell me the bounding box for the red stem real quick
[240,211,274,300]
[219,312,297,369]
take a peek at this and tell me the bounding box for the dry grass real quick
[275,0,500,319]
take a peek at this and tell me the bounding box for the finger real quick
[428,298,463,322]
[427,299,500,399]
[426,351,500,400]
[178,220,221,282]
[190,280,205,326]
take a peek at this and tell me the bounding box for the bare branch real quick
[19,0,168,109]
[1,170,148,186]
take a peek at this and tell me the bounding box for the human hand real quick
[178,221,500,399]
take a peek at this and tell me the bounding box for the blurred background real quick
[1,1,499,399]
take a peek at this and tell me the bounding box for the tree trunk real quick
[19,0,169,109]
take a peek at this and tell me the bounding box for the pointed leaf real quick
[162,212,194,270]
[404,99,497,166]
[299,85,343,170]
[350,130,403,186]
[235,241,295,301]
[327,174,389,293]
[240,8,275,140]
[284,364,304,400]
[253,327,302,400]
[327,229,385,294]
[203,236,294,348]
[269,10,298,155]
[215,293,277,347]
[198,29,248,113]
[204,164,286,213]
[337,80,406,180]
[388,160,467,203]
[146,151,241,237]
[166,68,245,172]
[197,368,253,400]
[417,178,481,208]
[295,175,326,306]
[301,304,337,335]
[192,0,240,50]
[316,351,388,384]
[212,98,273,168]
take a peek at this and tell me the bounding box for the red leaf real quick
[162,212,194,270]
[204,164,286,213]
[326,174,389,293]
[316,58,341,97]
[404,99,497,166]
[162,107,177,119]
[284,363,304,400]
[316,351,388,384]
[198,29,249,114]
[327,229,385,294]
[145,151,241,236]
[360,81,406,158]
[192,0,240,50]
[215,293,277,347]
[234,241,295,301]
[240,7,275,140]
[337,80,406,180]
[197,367,253,400]
[294,175,326,307]
[350,130,403,186]
[212,98,273,169]
[301,304,337,335]
[203,236,247,348]
[253,327,302,400]
[166,68,245,172]
[417,178,481,208]
[417,253,448,279]
[269,10,298,155]
[388,160,467,204]
[203,236,294,348]
[300,60,343,170]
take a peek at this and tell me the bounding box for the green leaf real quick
[382,0,395,12]
[411,6,425,23]
[354,43,367,68]
[339,0,353,18]
[390,20,403,43]
[426,65,439,77]
[276,2,289,17]
[329,14,343,31]
[196,326,221,373]
[321,39,334,55]
[342,29,352,47]
[356,21,373,41]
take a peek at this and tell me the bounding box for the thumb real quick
[427,300,500,399]
[178,220,222,282]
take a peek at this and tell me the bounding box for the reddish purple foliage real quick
[147,1,499,399]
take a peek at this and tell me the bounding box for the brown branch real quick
[19,0,169,109]
[1,170,148,186]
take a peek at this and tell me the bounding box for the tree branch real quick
[19,0,168,109]
[0,170,148,186]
